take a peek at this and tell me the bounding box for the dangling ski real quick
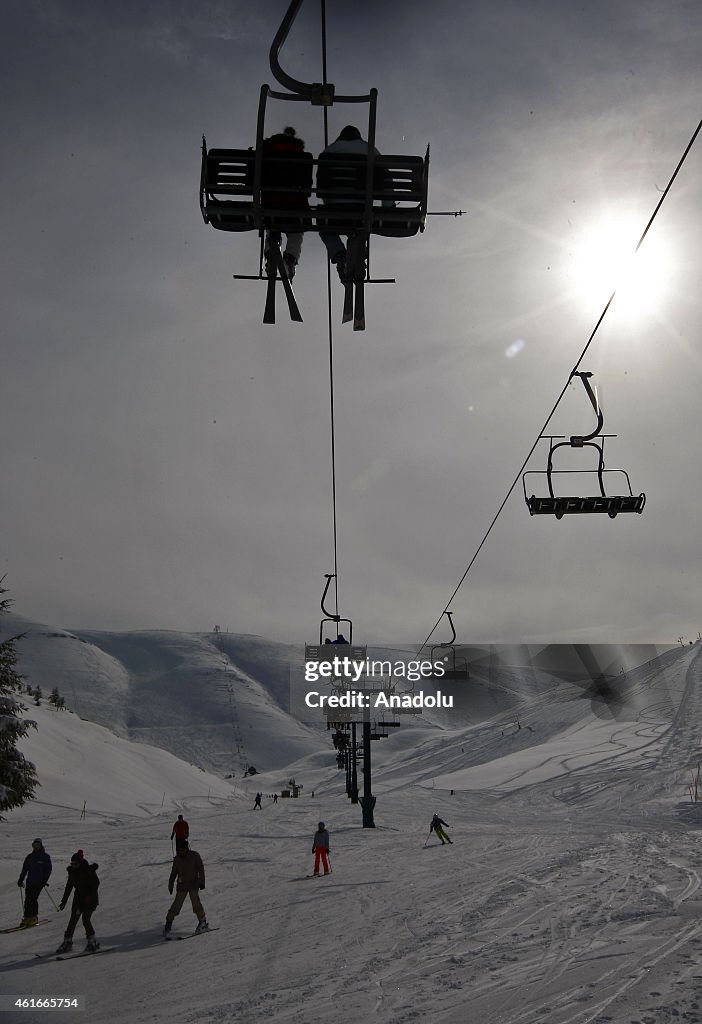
[342,280,354,324]
[345,233,367,331]
[263,263,277,325]
[352,279,365,332]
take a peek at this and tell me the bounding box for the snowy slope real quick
[3,634,702,1024]
[12,702,233,818]
[2,614,324,775]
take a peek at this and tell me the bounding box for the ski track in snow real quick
[3,636,702,1022]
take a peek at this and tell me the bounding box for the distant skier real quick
[164,841,208,936]
[273,793,278,804]
[56,851,100,954]
[17,838,52,927]
[171,814,190,852]
[253,792,262,810]
[311,822,331,876]
[430,814,453,845]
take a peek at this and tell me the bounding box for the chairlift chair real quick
[522,372,645,520]
[199,0,429,328]
[430,611,469,681]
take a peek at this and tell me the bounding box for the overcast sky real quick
[2,0,701,646]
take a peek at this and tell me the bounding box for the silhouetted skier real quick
[430,814,452,845]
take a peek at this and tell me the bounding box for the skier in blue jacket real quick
[17,838,52,926]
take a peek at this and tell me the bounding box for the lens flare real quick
[570,214,671,320]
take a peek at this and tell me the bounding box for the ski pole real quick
[423,831,432,848]
[44,885,59,911]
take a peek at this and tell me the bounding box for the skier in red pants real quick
[312,822,331,876]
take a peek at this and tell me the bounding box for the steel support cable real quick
[418,113,702,656]
[320,0,340,617]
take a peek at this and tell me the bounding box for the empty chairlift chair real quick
[522,371,646,520]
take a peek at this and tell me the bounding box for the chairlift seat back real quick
[316,152,427,237]
[201,148,256,231]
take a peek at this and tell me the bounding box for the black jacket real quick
[61,861,100,910]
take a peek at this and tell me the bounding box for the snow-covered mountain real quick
[2,613,324,775]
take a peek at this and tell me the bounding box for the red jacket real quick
[171,819,189,839]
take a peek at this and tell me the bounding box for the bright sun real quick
[570,213,671,321]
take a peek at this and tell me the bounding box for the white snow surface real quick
[3,621,702,1024]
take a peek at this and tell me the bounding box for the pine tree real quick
[48,687,66,711]
[0,581,38,816]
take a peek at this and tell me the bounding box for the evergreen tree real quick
[48,687,66,711]
[0,582,38,816]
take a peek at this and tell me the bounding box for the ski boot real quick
[84,938,100,953]
[163,920,172,936]
[21,916,39,928]
[195,918,209,934]
[332,252,348,283]
[282,252,297,280]
[55,939,72,955]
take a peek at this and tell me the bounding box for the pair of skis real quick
[262,243,302,325]
[33,927,219,961]
[341,277,365,331]
[33,946,114,961]
[260,237,366,331]
[55,946,114,961]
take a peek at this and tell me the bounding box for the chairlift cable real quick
[320,0,340,618]
[417,113,702,656]
[326,262,340,618]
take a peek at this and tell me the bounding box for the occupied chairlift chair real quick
[199,0,429,328]
[522,371,646,519]
[305,574,365,662]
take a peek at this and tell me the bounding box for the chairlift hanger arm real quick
[320,573,337,619]
[569,371,604,444]
[269,0,332,103]
[269,0,379,104]
[443,611,457,645]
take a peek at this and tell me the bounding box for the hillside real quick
[2,614,323,776]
